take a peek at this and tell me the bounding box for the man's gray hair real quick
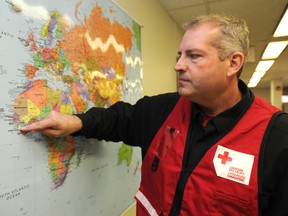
[184,14,250,63]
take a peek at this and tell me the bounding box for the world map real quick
[0,0,142,215]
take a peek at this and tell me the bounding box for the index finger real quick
[19,118,52,133]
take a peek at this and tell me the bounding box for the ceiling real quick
[157,0,288,89]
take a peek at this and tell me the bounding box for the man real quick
[20,14,288,215]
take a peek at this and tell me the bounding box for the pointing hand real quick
[19,111,83,137]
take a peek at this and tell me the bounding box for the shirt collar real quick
[192,80,254,133]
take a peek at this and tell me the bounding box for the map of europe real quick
[0,0,142,215]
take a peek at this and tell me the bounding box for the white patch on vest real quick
[213,145,254,185]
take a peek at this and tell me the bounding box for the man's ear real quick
[227,52,245,77]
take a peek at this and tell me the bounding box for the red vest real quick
[135,95,280,216]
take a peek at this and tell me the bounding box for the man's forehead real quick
[181,24,219,46]
[178,28,220,55]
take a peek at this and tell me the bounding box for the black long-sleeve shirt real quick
[75,80,288,216]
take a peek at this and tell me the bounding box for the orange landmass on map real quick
[60,24,87,67]
[64,7,129,66]
[74,0,83,22]
[70,83,87,113]
[24,80,49,109]
[25,32,37,51]
[87,5,132,51]
[60,4,133,106]
[25,64,39,78]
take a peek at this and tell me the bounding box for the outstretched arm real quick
[19,111,83,137]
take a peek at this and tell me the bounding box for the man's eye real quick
[189,54,201,59]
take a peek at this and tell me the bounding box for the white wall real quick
[250,87,270,103]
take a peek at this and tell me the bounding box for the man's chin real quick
[177,87,188,96]
[177,88,195,99]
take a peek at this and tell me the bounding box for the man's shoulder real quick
[138,92,180,106]
[142,92,180,100]
[133,92,181,119]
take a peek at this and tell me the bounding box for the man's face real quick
[175,23,231,104]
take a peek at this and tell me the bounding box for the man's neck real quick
[200,88,243,116]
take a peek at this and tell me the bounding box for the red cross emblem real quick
[218,151,232,164]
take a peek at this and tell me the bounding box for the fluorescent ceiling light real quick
[255,60,275,71]
[252,71,266,79]
[248,71,266,88]
[248,78,259,88]
[262,41,288,59]
[250,76,261,83]
[274,8,288,37]
[248,83,257,88]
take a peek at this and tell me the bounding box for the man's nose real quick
[174,56,187,73]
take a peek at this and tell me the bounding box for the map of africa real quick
[0,0,142,215]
